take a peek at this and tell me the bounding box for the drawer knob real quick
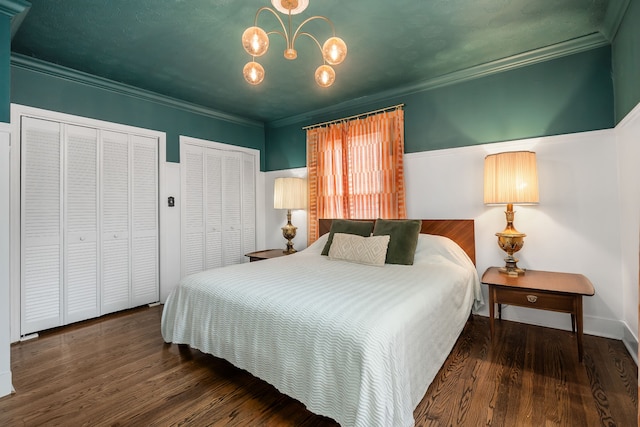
[527,295,538,303]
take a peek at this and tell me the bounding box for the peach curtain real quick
[307,108,406,244]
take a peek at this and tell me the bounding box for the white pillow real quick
[413,233,474,268]
[301,233,330,255]
[328,233,390,266]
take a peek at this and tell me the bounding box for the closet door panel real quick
[22,246,60,334]
[223,229,242,266]
[181,144,205,277]
[21,117,63,335]
[243,227,256,259]
[64,125,99,324]
[180,143,257,273]
[131,135,159,306]
[102,238,129,312]
[101,130,131,314]
[242,153,256,258]
[222,153,241,228]
[205,149,223,270]
[222,153,242,266]
[65,240,98,322]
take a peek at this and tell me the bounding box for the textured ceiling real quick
[11,0,611,124]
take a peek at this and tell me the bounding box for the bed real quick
[161,219,483,427]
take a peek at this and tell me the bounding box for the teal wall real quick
[9,42,619,172]
[10,65,266,168]
[613,0,640,123]
[0,17,10,123]
[265,46,614,171]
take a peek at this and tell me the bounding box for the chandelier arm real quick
[254,6,291,47]
[291,15,336,48]
[266,29,287,40]
[297,32,326,63]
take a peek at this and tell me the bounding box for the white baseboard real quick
[486,305,637,365]
[622,324,638,365]
[476,307,627,342]
[492,306,624,340]
[0,370,13,398]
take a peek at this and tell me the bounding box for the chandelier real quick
[241,0,348,88]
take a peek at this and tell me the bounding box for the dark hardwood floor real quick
[0,306,636,426]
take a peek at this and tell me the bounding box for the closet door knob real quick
[80,236,85,241]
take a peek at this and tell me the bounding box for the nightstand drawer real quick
[494,288,575,312]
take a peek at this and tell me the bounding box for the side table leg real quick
[571,313,576,333]
[489,286,495,340]
[576,297,584,362]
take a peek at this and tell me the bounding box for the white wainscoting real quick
[262,126,637,353]
[404,129,624,343]
[615,102,640,363]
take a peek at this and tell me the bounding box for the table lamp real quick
[484,151,539,276]
[273,177,307,253]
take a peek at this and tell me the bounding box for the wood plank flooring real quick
[0,306,636,426]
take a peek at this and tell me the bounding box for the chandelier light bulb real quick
[243,61,265,85]
[322,36,347,65]
[315,64,335,87]
[242,26,269,57]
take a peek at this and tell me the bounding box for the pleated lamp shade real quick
[274,177,307,210]
[484,151,539,205]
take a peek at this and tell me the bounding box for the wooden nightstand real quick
[481,267,595,362]
[244,249,291,262]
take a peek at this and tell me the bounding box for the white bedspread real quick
[161,234,482,427]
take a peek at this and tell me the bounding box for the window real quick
[306,107,406,243]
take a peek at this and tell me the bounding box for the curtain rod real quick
[302,103,405,130]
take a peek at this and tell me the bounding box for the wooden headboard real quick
[318,219,476,265]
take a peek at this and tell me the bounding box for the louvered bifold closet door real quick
[205,149,223,270]
[63,125,99,324]
[21,117,63,335]
[242,153,256,259]
[181,144,205,277]
[222,152,242,266]
[101,130,130,315]
[131,135,159,306]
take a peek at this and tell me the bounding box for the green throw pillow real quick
[372,219,422,265]
[321,219,375,256]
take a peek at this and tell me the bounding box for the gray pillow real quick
[372,219,422,265]
[321,219,375,256]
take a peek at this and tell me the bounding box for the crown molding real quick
[268,33,610,129]
[10,53,264,129]
[601,0,631,41]
[0,0,29,17]
[0,0,30,39]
